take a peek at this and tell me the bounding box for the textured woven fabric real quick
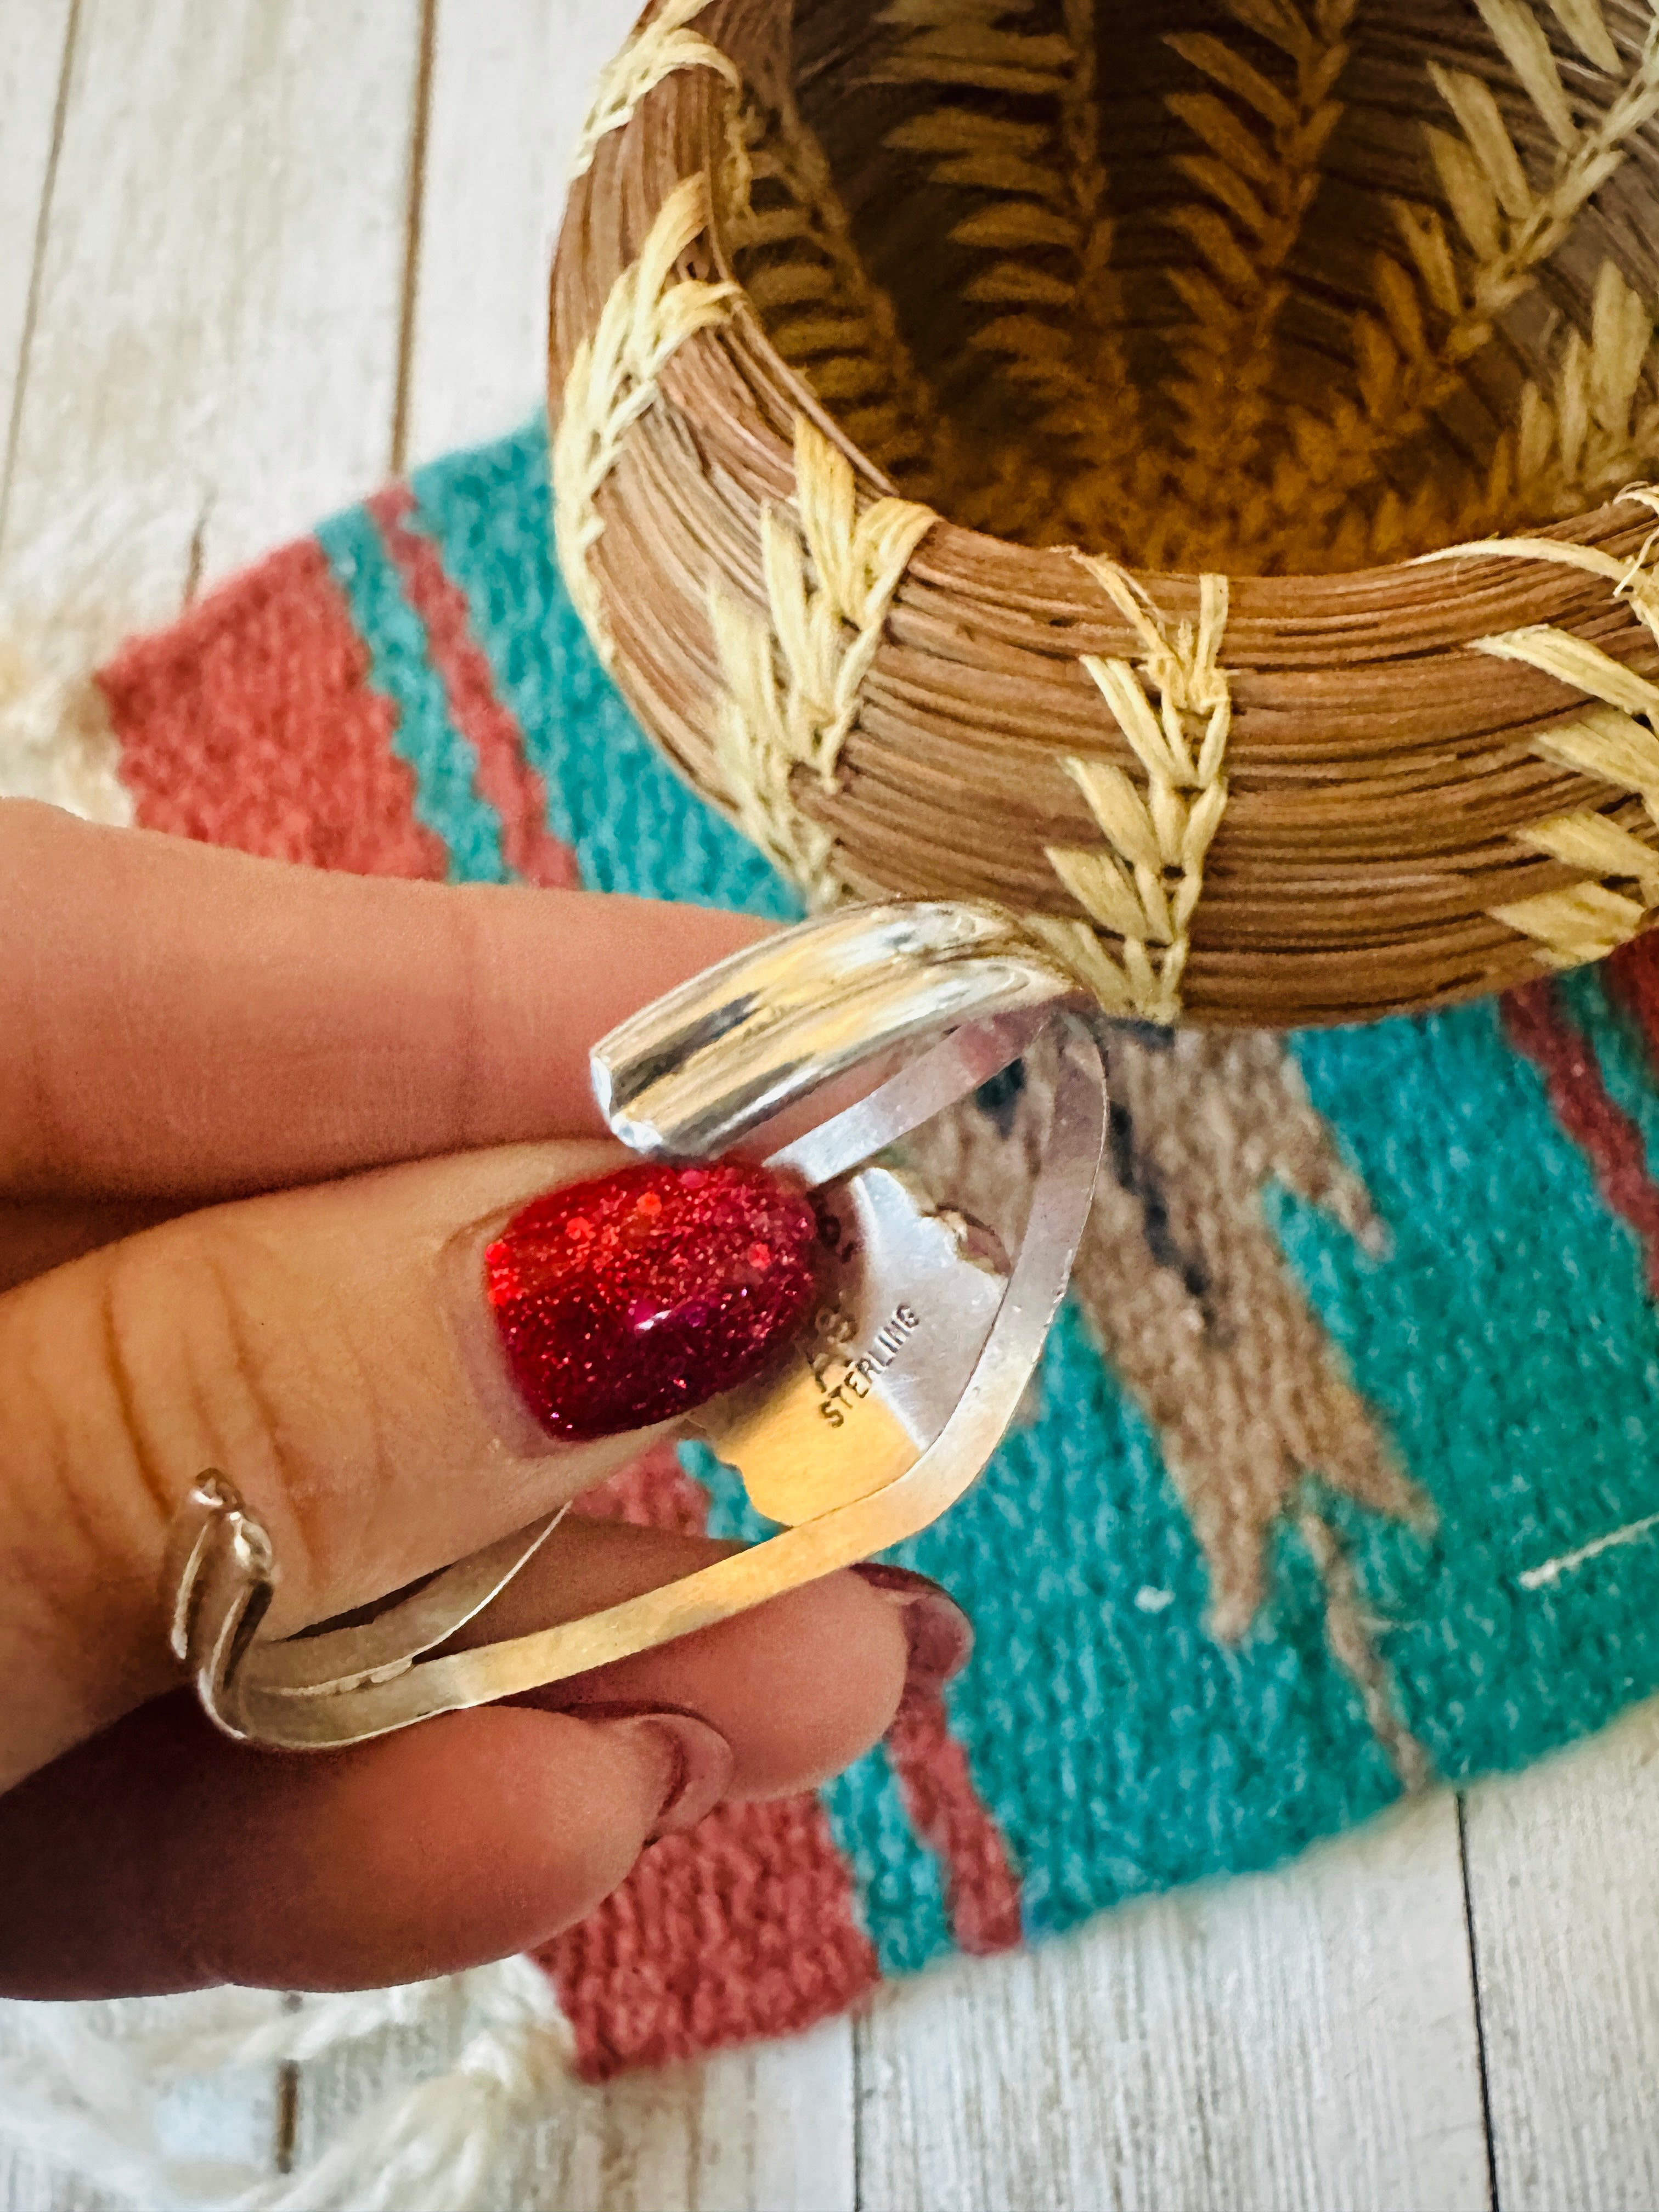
[94,420,1659,2077]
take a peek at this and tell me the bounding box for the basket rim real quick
[597,43,1659,635]
[544,0,1659,1029]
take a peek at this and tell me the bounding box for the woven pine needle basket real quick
[550,0,1659,1026]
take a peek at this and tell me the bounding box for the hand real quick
[0,802,964,2000]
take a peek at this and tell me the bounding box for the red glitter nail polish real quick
[484,1160,820,1442]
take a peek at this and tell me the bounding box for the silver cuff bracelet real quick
[165,900,1108,1750]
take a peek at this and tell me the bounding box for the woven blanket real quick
[73,420,1659,2080]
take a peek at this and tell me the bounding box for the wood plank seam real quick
[391,0,439,477]
[0,0,78,543]
[1456,1791,1503,2212]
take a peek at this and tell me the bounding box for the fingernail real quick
[851,1563,974,1692]
[484,1160,820,1442]
[588,1707,735,1839]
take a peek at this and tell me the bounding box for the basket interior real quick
[724,0,1659,574]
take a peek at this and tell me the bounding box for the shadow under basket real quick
[551,0,1659,1027]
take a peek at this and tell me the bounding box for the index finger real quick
[0,802,766,1201]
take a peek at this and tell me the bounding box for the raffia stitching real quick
[1506,265,1659,522]
[569,0,739,180]
[1425,498,1659,964]
[1158,0,1358,559]
[684,0,1659,580]
[1419,488,1659,640]
[1032,562,1232,1022]
[723,83,943,494]
[1320,260,1659,568]
[872,0,1138,543]
[709,415,935,904]
[552,174,739,672]
[1259,0,1659,566]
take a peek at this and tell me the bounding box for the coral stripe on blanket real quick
[103,538,445,879]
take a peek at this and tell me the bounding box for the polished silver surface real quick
[244,1510,569,1698]
[693,1163,1009,1527]
[592,899,1075,1158]
[765,1003,1047,1191]
[168,902,1107,1750]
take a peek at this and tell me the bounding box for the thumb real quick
[0,1140,820,1788]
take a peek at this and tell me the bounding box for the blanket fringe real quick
[0,1957,569,2211]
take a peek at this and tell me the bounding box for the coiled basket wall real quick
[550,0,1659,1026]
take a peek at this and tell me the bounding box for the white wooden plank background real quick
[0,0,74,491]
[2,2,1658,2204]
[1465,1697,1659,2212]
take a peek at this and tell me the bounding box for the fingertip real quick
[847,1562,974,1694]
[215,1706,707,1988]
[498,1527,922,1800]
[584,1565,913,1802]
[727,1566,913,1795]
[569,1707,735,1841]
[0,1699,727,1999]
[461,1522,918,1798]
